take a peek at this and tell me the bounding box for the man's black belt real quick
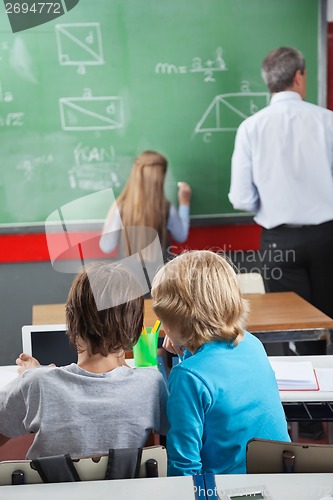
[280,224,311,228]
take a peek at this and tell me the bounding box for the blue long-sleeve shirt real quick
[166,333,290,476]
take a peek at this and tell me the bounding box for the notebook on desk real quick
[269,360,319,391]
[22,324,77,366]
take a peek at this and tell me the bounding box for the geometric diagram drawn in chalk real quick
[59,96,124,131]
[55,23,104,67]
[195,92,270,133]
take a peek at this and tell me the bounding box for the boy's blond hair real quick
[151,250,249,351]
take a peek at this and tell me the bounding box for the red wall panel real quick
[0,225,261,263]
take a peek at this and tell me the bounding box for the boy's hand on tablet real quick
[16,353,40,374]
[16,353,55,375]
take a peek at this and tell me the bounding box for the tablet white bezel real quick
[22,324,67,356]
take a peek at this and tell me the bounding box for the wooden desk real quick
[245,291,333,343]
[32,301,158,328]
[33,292,333,344]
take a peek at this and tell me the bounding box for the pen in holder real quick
[133,327,159,367]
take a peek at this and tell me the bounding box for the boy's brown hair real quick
[66,261,144,356]
[151,250,249,352]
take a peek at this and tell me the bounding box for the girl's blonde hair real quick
[151,250,249,351]
[116,151,170,254]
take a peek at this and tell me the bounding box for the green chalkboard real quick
[0,0,324,225]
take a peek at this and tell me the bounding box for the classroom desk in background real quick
[32,292,333,344]
[269,355,333,404]
[2,473,333,500]
[246,292,333,343]
[269,355,333,443]
[32,300,159,329]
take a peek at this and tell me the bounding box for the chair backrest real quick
[247,438,333,473]
[0,445,167,485]
[237,273,265,294]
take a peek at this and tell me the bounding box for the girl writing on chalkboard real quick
[99,151,191,260]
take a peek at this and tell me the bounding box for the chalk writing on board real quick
[0,81,13,102]
[55,22,104,74]
[0,41,9,62]
[17,154,54,182]
[195,92,270,134]
[68,166,120,191]
[69,142,121,190]
[59,92,124,131]
[155,47,227,82]
[73,142,118,165]
[0,112,24,127]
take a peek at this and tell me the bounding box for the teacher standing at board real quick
[229,46,333,355]
[100,151,192,260]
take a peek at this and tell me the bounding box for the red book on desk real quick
[269,360,319,391]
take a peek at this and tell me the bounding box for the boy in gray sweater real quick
[0,262,168,459]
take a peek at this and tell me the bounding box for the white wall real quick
[328,0,333,21]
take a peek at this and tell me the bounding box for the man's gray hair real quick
[261,47,305,93]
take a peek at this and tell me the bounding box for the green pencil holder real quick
[133,328,159,367]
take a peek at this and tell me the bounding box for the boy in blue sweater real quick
[151,250,290,476]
